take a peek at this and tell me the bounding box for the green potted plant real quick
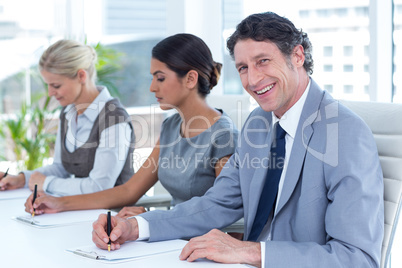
[0,89,58,170]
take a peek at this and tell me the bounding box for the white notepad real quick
[0,188,32,200]
[13,209,114,228]
[67,239,188,263]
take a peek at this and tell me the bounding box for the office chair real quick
[341,100,402,268]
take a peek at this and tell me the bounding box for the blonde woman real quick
[0,40,135,196]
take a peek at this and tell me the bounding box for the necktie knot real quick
[276,124,286,140]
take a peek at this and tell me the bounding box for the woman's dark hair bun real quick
[209,61,222,89]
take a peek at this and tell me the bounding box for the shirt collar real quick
[272,78,311,139]
[64,86,111,122]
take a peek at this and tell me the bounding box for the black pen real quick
[2,168,9,178]
[107,210,111,252]
[32,184,38,218]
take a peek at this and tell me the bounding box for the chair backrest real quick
[341,100,402,268]
[206,94,252,128]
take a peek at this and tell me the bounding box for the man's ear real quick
[292,45,305,68]
[185,70,199,89]
[77,69,87,84]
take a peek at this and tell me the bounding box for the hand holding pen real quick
[92,213,140,251]
[0,169,26,190]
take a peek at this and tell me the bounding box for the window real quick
[344,46,353,57]
[344,85,354,94]
[335,8,348,17]
[92,0,167,107]
[324,65,333,72]
[222,0,244,94]
[229,0,381,103]
[343,65,354,72]
[364,64,369,72]
[0,0,168,113]
[355,6,369,17]
[0,0,66,114]
[397,3,402,14]
[323,46,333,57]
[364,45,369,56]
[103,0,166,35]
[394,1,402,103]
[324,84,333,93]
[299,10,309,18]
[364,85,369,94]
[317,9,331,18]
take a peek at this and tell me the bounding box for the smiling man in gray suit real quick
[93,12,384,268]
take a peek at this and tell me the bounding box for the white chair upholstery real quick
[206,94,252,129]
[341,100,402,268]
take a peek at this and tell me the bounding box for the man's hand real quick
[0,173,25,190]
[116,206,147,218]
[28,171,46,191]
[92,214,139,250]
[179,229,261,267]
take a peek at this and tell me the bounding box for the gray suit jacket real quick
[142,79,384,267]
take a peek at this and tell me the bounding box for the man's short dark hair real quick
[227,12,314,75]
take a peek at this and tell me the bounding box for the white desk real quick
[0,198,246,268]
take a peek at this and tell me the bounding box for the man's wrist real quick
[241,241,262,268]
[127,217,139,241]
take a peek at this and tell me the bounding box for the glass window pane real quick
[324,84,333,93]
[225,0,370,101]
[0,0,65,160]
[95,0,167,107]
[344,85,353,94]
[364,45,369,56]
[324,65,333,72]
[343,65,354,72]
[0,0,65,114]
[344,46,353,57]
[222,0,244,94]
[364,85,369,94]
[104,0,166,35]
[299,10,310,18]
[335,8,348,17]
[323,46,333,57]
[355,6,369,17]
[394,0,402,103]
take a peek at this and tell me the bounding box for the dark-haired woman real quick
[25,33,238,216]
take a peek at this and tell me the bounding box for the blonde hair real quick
[39,39,98,83]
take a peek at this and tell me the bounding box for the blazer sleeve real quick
[141,150,245,241]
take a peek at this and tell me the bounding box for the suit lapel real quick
[246,117,275,237]
[275,80,325,215]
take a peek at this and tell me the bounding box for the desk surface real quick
[0,197,246,268]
